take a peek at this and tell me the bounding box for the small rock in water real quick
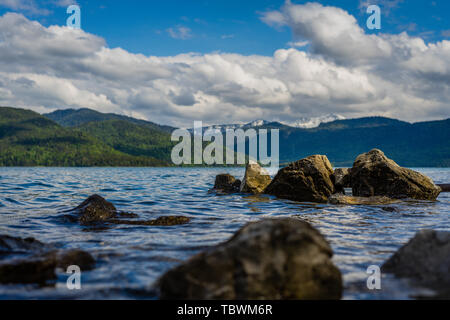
[328,194,400,205]
[213,174,241,193]
[240,161,272,194]
[0,235,47,256]
[351,149,441,200]
[265,155,335,203]
[382,230,450,298]
[333,168,351,194]
[72,194,118,225]
[158,218,342,300]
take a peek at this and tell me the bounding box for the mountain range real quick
[0,106,449,167]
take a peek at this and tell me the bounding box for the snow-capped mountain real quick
[282,114,345,128]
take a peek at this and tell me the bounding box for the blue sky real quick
[1,0,449,56]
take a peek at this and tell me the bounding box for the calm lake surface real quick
[0,167,449,300]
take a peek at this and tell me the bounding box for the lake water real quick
[0,167,449,300]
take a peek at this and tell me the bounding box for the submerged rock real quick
[382,230,450,298]
[333,168,351,194]
[72,194,118,225]
[67,195,191,227]
[158,218,342,300]
[213,174,241,193]
[240,162,272,194]
[111,216,191,226]
[0,235,47,256]
[328,194,400,205]
[351,149,441,200]
[437,184,450,192]
[265,155,335,203]
[0,235,95,285]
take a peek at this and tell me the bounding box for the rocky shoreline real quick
[0,148,448,299]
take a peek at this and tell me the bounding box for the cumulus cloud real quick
[0,4,449,127]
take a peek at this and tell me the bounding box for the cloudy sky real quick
[0,0,449,127]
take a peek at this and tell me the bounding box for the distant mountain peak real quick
[282,114,346,129]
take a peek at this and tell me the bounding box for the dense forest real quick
[1,106,449,167]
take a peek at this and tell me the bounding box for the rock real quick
[54,249,96,271]
[382,230,450,298]
[213,174,241,193]
[240,162,272,194]
[0,235,47,256]
[158,218,342,300]
[0,256,57,285]
[328,194,400,205]
[72,194,118,225]
[111,216,191,226]
[351,149,441,200]
[333,168,351,194]
[0,236,95,285]
[437,184,450,192]
[265,155,335,203]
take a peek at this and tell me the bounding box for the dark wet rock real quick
[328,194,400,205]
[54,249,96,271]
[213,174,241,193]
[0,236,96,285]
[382,230,450,298]
[381,206,399,213]
[0,235,47,256]
[72,194,118,225]
[333,168,351,194]
[265,155,335,203]
[158,218,342,300]
[351,149,441,200]
[437,184,450,192]
[111,216,191,226]
[240,162,272,194]
[0,256,57,285]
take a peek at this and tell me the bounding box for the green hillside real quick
[0,107,167,167]
[75,119,175,163]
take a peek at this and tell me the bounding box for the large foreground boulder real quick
[240,162,272,194]
[265,155,335,203]
[351,149,441,200]
[382,230,450,298]
[158,218,342,300]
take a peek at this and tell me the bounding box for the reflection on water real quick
[0,167,449,299]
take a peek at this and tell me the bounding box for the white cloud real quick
[167,26,192,40]
[0,6,449,128]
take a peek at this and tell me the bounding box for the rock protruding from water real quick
[333,168,351,194]
[328,194,400,205]
[213,174,241,193]
[158,218,342,300]
[351,149,441,200]
[240,162,272,194]
[265,155,335,203]
[0,235,95,285]
[73,194,118,225]
[382,230,450,298]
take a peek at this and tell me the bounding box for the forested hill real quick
[0,107,169,166]
[1,106,449,167]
